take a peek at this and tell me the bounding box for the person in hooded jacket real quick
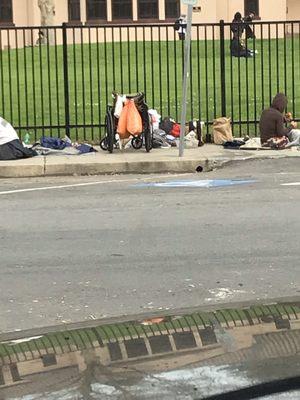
[259,93,297,146]
[230,12,244,40]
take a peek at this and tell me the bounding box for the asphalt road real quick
[0,158,299,333]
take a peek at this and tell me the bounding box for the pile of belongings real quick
[212,117,260,150]
[0,116,37,160]
[258,130,300,150]
[152,117,204,149]
[32,136,97,155]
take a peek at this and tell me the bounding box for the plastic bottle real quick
[23,132,31,145]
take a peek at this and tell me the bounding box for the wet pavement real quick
[1,300,300,399]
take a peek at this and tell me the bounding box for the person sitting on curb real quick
[0,116,37,160]
[259,93,297,148]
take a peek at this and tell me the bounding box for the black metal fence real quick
[0,20,300,142]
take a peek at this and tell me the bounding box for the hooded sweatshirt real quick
[259,93,292,145]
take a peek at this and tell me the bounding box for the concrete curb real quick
[1,295,299,341]
[0,157,241,178]
[0,162,45,178]
[44,158,223,176]
[0,149,298,178]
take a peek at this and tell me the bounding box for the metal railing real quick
[0,20,299,142]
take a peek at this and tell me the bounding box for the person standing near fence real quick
[230,12,254,58]
[174,15,187,40]
[244,12,256,40]
[230,12,244,40]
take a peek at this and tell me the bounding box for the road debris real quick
[141,317,165,326]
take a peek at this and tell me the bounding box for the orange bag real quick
[117,100,130,139]
[126,100,143,136]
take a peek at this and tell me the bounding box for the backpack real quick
[159,117,174,135]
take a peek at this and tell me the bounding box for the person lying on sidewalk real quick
[259,93,296,149]
[0,117,37,160]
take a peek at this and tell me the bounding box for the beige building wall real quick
[13,0,28,26]
[260,0,287,21]
[286,0,300,33]
[182,0,217,24]
[1,0,300,48]
[287,0,300,19]
[4,0,300,27]
[54,1,69,25]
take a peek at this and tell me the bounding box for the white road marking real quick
[5,336,43,345]
[281,182,300,186]
[0,174,189,196]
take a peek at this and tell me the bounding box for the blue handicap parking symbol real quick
[136,179,257,188]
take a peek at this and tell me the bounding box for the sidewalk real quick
[0,144,299,178]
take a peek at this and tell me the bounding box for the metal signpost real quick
[179,0,197,157]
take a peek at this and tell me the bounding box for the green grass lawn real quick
[0,37,299,141]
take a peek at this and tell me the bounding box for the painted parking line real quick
[0,174,190,196]
[136,179,257,188]
[281,182,300,186]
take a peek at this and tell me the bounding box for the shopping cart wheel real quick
[132,136,143,150]
[106,111,115,154]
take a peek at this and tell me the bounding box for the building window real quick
[244,0,259,17]
[165,0,180,19]
[68,0,81,22]
[112,0,132,20]
[86,0,107,21]
[0,0,13,24]
[138,0,159,19]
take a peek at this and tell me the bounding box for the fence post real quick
[220,20,226,117]
[62,23,70,138]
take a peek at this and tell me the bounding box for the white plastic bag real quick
[114,95,126,118]
[149,109,161,131]
[184,131,198,148]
